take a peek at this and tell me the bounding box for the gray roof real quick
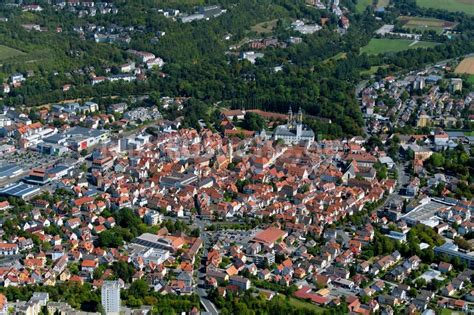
[0,183,41,199]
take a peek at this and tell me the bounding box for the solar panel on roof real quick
[0,183,40,199]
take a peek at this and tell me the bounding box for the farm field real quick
[455,57,474,75]
[0,45,25,61]
[416,0,474,16]
[399,16,457,34]
[361,38,438,55]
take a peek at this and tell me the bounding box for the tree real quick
[242,112,265,131]
[408,288,418,297]
[415,278,426,288]
[129,279,149,298]
[112,261,135,283]
[428,153,445,168]
[374,162,388,181]
[98,230,123,248]
[454,236,471,251]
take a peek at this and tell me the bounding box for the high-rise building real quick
[101,281,121,315]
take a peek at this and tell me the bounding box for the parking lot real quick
[0,151,57,169]
[0,151,61,187]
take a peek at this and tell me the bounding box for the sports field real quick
[361,38,438,55]
[416,0,474,16]
[0,45,25,61]
[399,16,457,34]
[455,57,474,75]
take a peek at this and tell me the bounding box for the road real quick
[194,218,219,315]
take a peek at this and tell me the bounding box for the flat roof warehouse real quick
[0,183,41,200]
[0,164,23,180]
[401,198,449,227]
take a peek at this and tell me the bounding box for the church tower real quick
[296,108,303,139]
[297,107,303,123]
[227,141,233,163]
[288,107,293,127]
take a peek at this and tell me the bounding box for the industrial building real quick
[0,183,41,200]
[0,164,23,180]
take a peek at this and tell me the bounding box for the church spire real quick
[297,107,303,123]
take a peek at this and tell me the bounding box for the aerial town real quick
[0,83,473,314]
[0,0,473,315]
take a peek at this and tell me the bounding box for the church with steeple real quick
[260,107,315,145]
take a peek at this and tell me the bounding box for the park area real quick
[0,44,25,61]
[416,0,474,16]
[361,38,438,55]
[399,16,457,34]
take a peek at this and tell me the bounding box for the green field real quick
[361,38,438,55]
[468,75,474,84]
[356,0,387,12]
[323,52,347,63]
[287,297,325,313]
[0,45,25,61]
[251,19,278,34]
[399,16,456,34]
[356,0,373,13]
[360,64,390,75]
[416,0,474,16]
[440,309,462,315]
[377,0,390,8]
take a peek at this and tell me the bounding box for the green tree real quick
[242,112,265,131]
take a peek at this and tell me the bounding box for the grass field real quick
[356,0,373,13]
[0,45,25,61]
[467,75,474,84]
[356,0,387,13]
[416,0,474,16]
[361,38,438,55]
[455,57,474,75]
[360,64,390,75]
[399,16,456,34]
[440,309,462,315]
[376,0,389,8]
[287,297,325,313]
[323,52,347,63]
[251,19,278,34]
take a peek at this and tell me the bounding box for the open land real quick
[0,44,26,61]
[361,38,438,55]
[455,57,474,75]
[399,16,457,34]
[416,0,474,16]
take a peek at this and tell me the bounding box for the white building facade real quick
[101,281,121,315]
